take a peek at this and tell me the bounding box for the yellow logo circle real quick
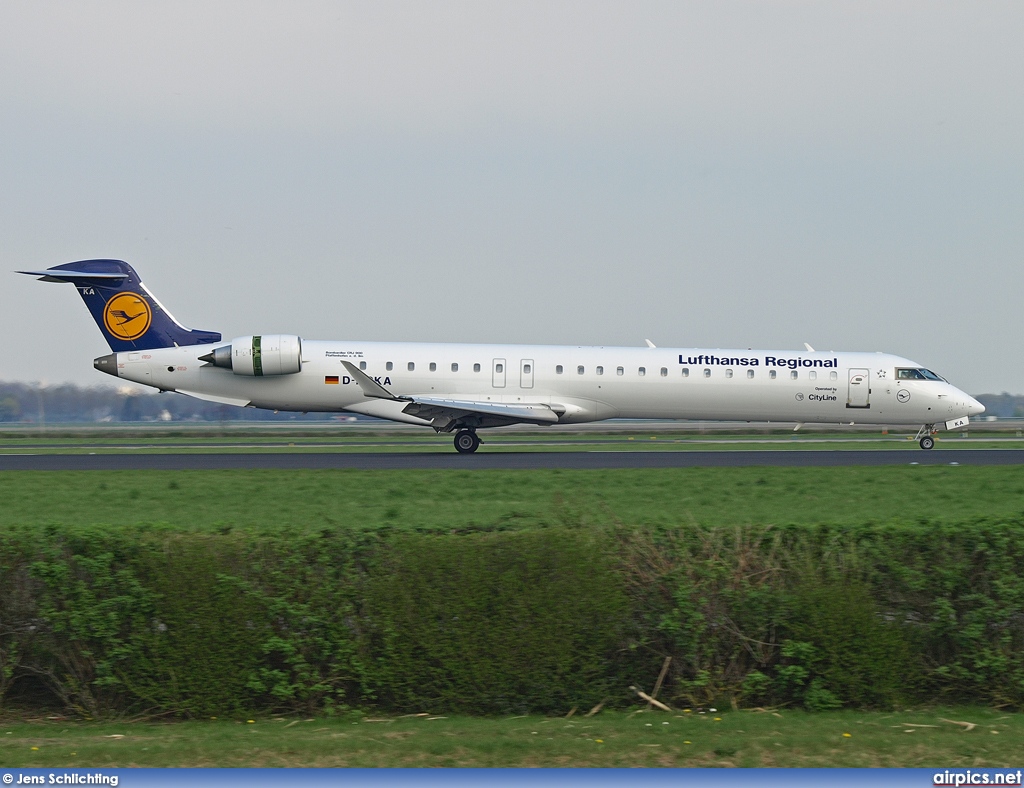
[103,292,152,341]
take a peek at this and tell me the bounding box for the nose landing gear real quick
[454,429,481,454]
[915,424,937,450]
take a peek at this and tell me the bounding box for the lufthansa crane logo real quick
[103,292,152,341]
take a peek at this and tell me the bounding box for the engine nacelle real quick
[201,335,302,376]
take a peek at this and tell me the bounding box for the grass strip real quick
[0,466,1021,533]
[1,708,1019,767]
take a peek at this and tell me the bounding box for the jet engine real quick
[200,335,302,376]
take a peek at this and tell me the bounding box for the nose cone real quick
[93,353,119,378]
[967,396,985,417]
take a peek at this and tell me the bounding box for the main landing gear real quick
[454,429,481,454]
[915,424,937,450]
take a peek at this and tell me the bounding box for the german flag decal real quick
[325,375,340,384]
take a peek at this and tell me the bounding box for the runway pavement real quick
[2,449,1024,471]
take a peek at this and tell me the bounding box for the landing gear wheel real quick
[919,435,935,450]
[454,430,480,454]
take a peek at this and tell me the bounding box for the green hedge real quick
[0,518,1022,716]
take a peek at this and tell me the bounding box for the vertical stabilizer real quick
[18,259,221,351]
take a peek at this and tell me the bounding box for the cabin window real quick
[681,368,689,378]
[577,365,585,375]
[747,369,755,379]
[524,364,532,374]
[452,363,458,372]
[429,362,437,372]
[556,365,563,374]
[638,367,646,376]
[408,362,415,371]
[473,363,481,372]
[809,370,817,380]
[790,370,798,380]
[496,363,504,373]
[660,367,667,377]
[616,366,624,376]
[386,361,393,371]
[359,361,367,370]
[769,370,777,380]
[703,368,711,378]
[830,371,838,380]
[596,366,604,375]
[725,369,734,378]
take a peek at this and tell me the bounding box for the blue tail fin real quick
[18,259,221,351]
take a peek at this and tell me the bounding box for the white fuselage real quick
[106,341,984,429]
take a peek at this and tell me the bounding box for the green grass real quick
[1,708,1019,767]
[4,464,1023,766]
[0,466,1022,534]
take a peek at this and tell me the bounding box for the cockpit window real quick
[896,368,943,381]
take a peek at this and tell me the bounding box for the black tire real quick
[454,430,480,454]
[919,435,935,450]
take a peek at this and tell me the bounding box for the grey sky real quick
[2,1,1022,393]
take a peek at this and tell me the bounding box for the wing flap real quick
[403,397,560,425]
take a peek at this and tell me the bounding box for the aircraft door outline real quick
[847,368,870,408]
[520,359,534,389]
[492,358,506,388]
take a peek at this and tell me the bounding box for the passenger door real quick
[847,368,870,408]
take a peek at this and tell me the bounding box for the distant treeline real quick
[975,392,1024,418]
[0,381,343,423]
[0,380,1020,424]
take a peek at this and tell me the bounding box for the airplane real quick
[19,259,985,453]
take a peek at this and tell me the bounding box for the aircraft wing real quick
[401,397,560,425]
[339,360,560,429]
[177,388,252,408]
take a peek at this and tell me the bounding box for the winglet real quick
[804,343,815,352]
[644,339,656,348]
[340,361,409,401]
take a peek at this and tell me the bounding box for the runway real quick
[2,449,1024,471]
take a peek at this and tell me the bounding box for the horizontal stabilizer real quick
[18,269,129,284]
